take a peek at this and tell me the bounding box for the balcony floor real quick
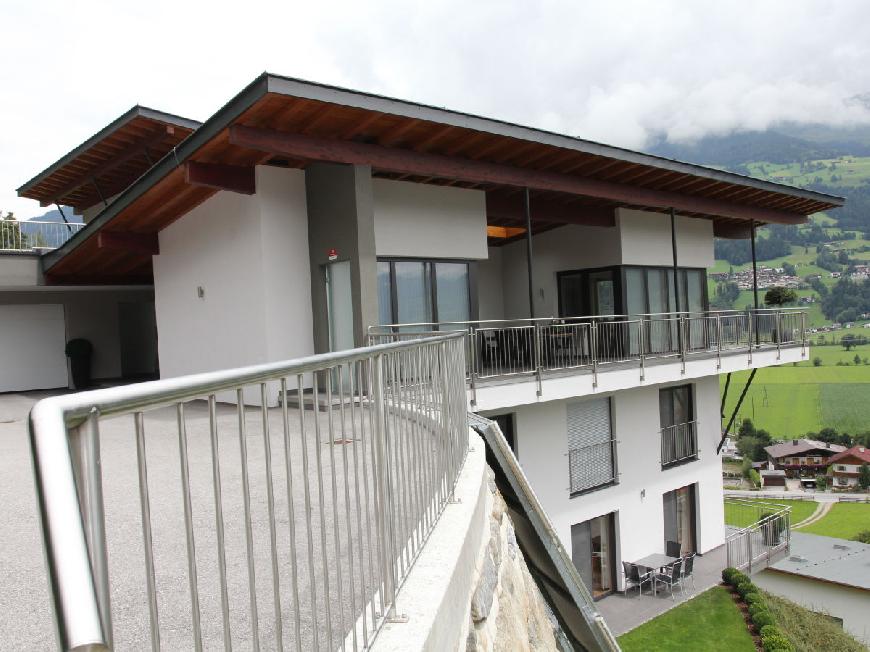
[596,543,727,636]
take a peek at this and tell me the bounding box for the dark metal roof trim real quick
[17,105,202,196]
[42,76,271,271]
[265,74,844,208]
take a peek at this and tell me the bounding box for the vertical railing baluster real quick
[134,412,160,652]
[236,389,260,651]
[259,383,283,652]
[176,403,202,652]
[208,395,232,650]
[281,378,303,652]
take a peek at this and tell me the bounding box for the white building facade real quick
[9,74,842,601]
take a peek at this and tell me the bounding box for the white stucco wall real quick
[618,208,714,269]
[499,224,622,318]
[0,255,42,287]
[754,570,870,645]
[483,375,725,589]
[153,166,314,403]
[476,247,505,321]
[372,179,488,260]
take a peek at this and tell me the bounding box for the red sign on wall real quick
[328,248,338,261]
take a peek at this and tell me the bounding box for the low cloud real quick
[3,0,870,217]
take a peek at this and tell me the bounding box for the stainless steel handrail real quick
[724,498,791,573]
[30,334,469,651]
[0,219,84,252]
[369,310,807,394]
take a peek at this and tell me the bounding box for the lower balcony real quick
[661,420,699,468]
[369,309,809,410]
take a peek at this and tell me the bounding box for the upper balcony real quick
[370,308,808,410]
[0,219,84,254]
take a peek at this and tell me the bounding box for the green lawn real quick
[721,365,870,437]
[617,587,755,652]
[725,499,818,528]
[798,503,870,540]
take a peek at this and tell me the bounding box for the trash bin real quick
[65,338,93,390]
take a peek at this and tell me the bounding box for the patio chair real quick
[681,553,697,592]
[653,559,684,601]
[622,561,652,597]
[666,540,681,558]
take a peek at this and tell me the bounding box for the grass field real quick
[721,364,870,437]
[617,587,755,652]
[798,503,870,540]
[746,156,870,188]
[724,499,818,528]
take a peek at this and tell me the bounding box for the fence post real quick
[534,321,543,397]
[679,314,686,374]
[638,319,646,382]
[716,314,722,370]
[371,354,398,619]
[801,312,807,358]
[776,311,782,360]
[468,327,478,407]
[70,409,114,649]
[746,529,752,574]
[747,312,753,366]
[591,321,599,388]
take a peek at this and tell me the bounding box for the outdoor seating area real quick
[622,544,698,601]
[599,544,726,636]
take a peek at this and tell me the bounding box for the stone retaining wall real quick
[465,469,572,651]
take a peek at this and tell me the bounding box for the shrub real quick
[762,631,794,651]
[759,624,781,638]
[722,567,739,585]
[752,609,775,629]
[853,530,870,544]
[736,580,755,598]
[745,591,764,606]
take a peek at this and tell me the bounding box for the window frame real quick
[659,384,699,468]
[377,257,477,326]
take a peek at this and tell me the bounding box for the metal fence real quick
[369,309,807,399]
[724,498,791,573]
[29,334,468,651]
[661,421,698,467]
[0,219,84,252]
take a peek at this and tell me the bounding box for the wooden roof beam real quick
[486,191,615,227]
[184,161,256,195]
[229,125,809,225]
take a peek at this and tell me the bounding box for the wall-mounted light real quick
[640,488,646,500]
[197,286,205,299]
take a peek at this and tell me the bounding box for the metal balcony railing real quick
[29,334,468,651]
[724,498,791,573]
[368,309,807,401]
[1,219,84,252]
[660,420,698,467]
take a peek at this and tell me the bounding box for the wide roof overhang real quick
[38,73,844,284]
[18,106,200,212]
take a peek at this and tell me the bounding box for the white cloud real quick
[3,0,870,218]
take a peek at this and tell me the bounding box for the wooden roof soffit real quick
[486,191,615,227]
[228,125,808,225]
[41,125,176,207]
[97,231,160,256]
[713,221,754,239]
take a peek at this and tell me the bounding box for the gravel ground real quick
[0,390,434,651]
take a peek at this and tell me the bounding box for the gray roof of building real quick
[765,439,846,459]
[767,532,870,591]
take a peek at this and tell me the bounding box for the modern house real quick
[7,73,844,604]
[827,445,870,489]
[764,439,846,478]
[754,532,870,645]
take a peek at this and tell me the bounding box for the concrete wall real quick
[482,375,725,589]
[153,166,314,397]
[306,163,378,351]
[618,208,715,269]
[0,288,155,382]
[0,255,42,287]
[372,179,488,260]
[754,570,870,645]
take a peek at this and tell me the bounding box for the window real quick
[377,259,471,328]
[659,385,697,466]
[567,398,617,494]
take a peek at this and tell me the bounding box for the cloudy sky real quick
[3,0,870,218]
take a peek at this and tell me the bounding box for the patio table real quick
[634,553,679,595]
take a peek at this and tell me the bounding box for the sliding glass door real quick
[377,259,471,330]
[571,513,617,599]
[663,484,696,555]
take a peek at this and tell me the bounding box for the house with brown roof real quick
[764,439,846,477]
[828,445,870,489]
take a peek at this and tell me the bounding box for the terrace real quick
[369,307,809,410]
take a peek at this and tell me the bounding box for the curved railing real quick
[1,219,84,252]
[724,498,791,573]
[29,334,468,651]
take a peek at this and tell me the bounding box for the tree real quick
[815,474,828,491]
[813,356,822,367]
[859,463,870,491]
[764,286,798,306]
[782,262,796,277]
[0,211,26,250]
[855,354,862,366]
[714,281,740,309]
